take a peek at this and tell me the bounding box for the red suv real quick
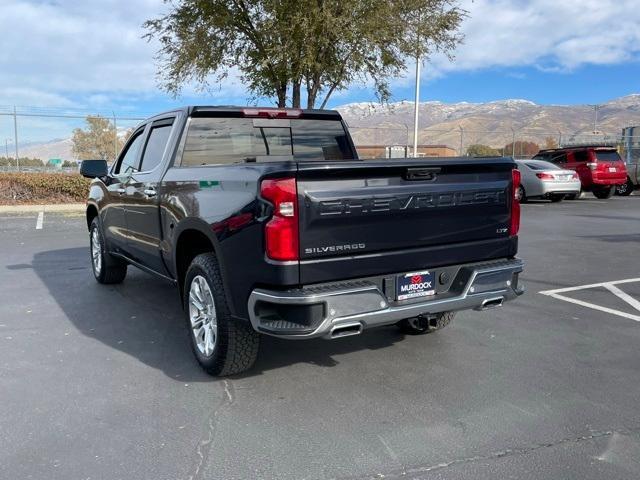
[533,146,627,199]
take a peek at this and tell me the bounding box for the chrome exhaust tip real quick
[478,297,504,310]
[328,322,363,339]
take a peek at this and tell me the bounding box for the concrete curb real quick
[0,203,85,213]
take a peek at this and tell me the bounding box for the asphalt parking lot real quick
[1,195,640,480]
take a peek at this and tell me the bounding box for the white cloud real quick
[0,0,639,111]
[0,1,161,96]
[0,0,245,109]
[429,0,640,74]
[0,87,77,108]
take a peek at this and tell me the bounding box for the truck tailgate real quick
[296,158,517,284]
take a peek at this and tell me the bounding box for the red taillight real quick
[261,177,299,261]
[510,169,521,236]
[242,108,302,119]
[571,172,579,180]
[536,172,555,180]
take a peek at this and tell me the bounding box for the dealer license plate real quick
[396,270,436,301]
[609,167,617,172]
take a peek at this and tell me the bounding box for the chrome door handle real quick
[143,188,157,197]
[116,188,125,194]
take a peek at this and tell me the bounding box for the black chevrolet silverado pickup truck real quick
[80,106,524,376]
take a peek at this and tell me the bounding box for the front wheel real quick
[89,218,127,284]
[616,178,634,196]
[593,186,615,199]
[397,312,455,335]
[184,253,259,376]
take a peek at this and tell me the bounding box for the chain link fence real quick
[0,105,145,173]
[348,125,640,162]
[0,105,639,171]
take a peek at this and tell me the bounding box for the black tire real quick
[593,186,615,199]
[89,218,127,284]
[549,194,564,203]
[397,311,455,335]
[516,185,527,203]
[184,253,259,376]
[616,178,634,196]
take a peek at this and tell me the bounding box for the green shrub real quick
[0,173,90,204]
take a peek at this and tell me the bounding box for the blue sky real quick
[1,0,639,140]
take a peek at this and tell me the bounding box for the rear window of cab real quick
[180,117,354,166]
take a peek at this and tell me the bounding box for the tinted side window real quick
[115,131,145,174]
[573,150,589,163]
[550,153,567,165]
[140,123,173,172]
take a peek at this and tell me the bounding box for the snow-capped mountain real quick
[338,95,640,149]
[12,95,640,161]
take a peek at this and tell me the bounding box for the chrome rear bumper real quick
[247,258,524,339]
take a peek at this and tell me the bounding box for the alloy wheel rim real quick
[188,275,218,357]
[91,228,102,276]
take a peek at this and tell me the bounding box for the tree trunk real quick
[306,81,319,109]
[276,81,287,108]
[292,80,301,108]
[319,82,339,109]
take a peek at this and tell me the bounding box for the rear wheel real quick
[89,218,127,284]
[397,312,455,335]
[549,194,564,203]
[184,253,259,376]
[516,185,527,203]
[593,186,615,199]
[616,178,634,196]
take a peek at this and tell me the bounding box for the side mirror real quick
[80,159,108,179]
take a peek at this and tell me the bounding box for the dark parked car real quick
[81,106,524,376]
[533,146,627,199]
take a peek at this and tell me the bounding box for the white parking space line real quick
[35,211,44,230]
[540,278,640,322]
[603,284,640,312]
[540,277,640,294]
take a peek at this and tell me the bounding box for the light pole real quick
[13,106,19,171]
[4,139,9,159]
[412,57,421,158]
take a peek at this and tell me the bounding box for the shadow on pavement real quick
[29,247,404,382]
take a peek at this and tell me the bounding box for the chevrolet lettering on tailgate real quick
[312,190,506,217]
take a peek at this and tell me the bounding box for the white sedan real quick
[515,160,581,202]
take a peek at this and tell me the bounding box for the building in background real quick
[356,144,457,159]
[621,126,640,163]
